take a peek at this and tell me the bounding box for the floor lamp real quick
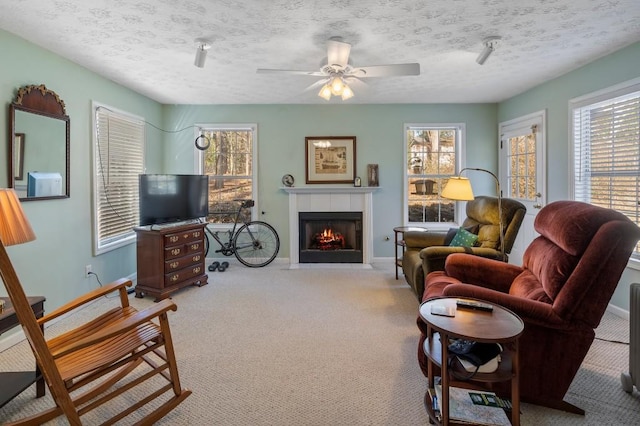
[441,168,505,260]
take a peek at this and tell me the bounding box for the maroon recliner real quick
[417,200,640,414]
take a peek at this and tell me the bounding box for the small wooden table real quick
[420,297,524,425]
[393,226,428,279]
[0,296,46,408]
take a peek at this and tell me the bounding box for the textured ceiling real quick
[1,0,639,105]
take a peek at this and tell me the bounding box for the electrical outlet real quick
[85,264,92,278]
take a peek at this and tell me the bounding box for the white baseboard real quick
[607,303,629,320]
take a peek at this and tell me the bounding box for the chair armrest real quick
[50,299,177,358]
[403,231,447,249]
[38,278,132,325]
[444,253,523,293]
[440,285,564,327]
[420,246,504,262]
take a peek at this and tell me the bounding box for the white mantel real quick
[283,186,379,266]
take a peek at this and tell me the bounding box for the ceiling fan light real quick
[318,84,332,101]
[341,84,354,100]
[330,77,344,95]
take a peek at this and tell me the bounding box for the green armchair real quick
[401,196,526,298]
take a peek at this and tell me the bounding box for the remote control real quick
[456,299,494,312]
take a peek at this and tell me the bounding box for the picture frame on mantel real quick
[305,136,356,184]
[367,164,379,187]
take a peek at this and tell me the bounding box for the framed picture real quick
[305,136,356,184]
[367,164,379,187]
[14,133,25,180]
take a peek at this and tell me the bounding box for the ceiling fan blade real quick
[257,69,325,76]
[344,76,367,90]
[351,63,420,78]
[327,39,351,68]
[303,78,330,93]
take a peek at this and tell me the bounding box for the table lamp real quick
[441,168,505,260]
[0,189,36,312]
[0,189,36,246]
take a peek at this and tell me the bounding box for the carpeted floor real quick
[1,261,639,425]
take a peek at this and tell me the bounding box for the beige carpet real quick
[1,262,639,425]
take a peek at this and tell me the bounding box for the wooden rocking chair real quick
[0,243,191,424]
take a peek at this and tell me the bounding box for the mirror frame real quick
[9,84,70,201]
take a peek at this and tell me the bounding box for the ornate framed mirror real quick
[9,84,70,200]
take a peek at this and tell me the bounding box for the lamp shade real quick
[318,84,332,101]
[441,176,475,201]
[0,189,36,246]
[341,84,354,100]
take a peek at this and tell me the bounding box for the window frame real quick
[569,77,640,262]
[403,123,465,228]
[91,102,145,255]
[196,123,258,229]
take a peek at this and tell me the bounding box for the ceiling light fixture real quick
[194,38,212,68]
[318,75,354,101]
[476,36,501,65]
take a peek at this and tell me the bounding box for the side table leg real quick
[395,230,400,280]
[511,339,520,425]
[35,315,45,397]
[35,364,45,397]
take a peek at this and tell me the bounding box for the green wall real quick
[497,41,640,311]
[162,103,497,259]
[0,29,164,314]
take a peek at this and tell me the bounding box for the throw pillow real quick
[449,227,478,247]
[443,225,479,245]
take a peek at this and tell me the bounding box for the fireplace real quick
[283,186,378,266]
[299,212,363,263]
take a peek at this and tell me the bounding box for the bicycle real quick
[204,199,280,268]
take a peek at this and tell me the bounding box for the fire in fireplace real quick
[311,228,346,250]
[299,212,363,263]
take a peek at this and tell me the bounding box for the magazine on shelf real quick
[434,385,511,426]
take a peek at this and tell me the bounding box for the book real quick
[434,385,511,426]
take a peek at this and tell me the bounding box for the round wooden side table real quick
[419,297,524,425]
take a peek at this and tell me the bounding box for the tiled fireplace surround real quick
[284,187,377,266]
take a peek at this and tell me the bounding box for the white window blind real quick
[93,105,145,254]
[572,86,640,255]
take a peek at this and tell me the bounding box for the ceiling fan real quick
[256,37,420,100]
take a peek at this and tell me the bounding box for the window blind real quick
[573,91,640,245]
[94,106,144,253]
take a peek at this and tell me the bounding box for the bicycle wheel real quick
[233,221,280,267]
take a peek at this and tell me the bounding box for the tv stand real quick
[134,221,208,301]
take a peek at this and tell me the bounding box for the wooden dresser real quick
[134,221,208,301]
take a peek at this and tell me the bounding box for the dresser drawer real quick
[164,252,204,273]
[163,228,204,248]
[164,263,205,286]
[164,240,204,261]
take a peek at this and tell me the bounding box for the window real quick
[92,103,145,255]
[571,78,640,257]
[404,124,464,225]
[199,124,257,225]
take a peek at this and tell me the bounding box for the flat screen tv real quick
[139,174,209,226]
